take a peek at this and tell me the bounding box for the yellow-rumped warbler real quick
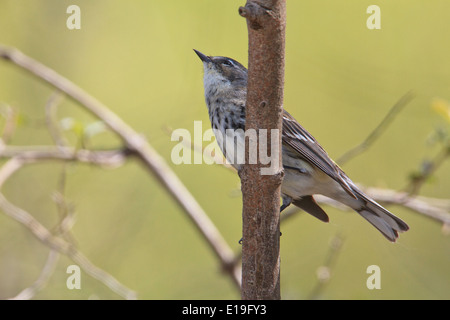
[194,49,409,242]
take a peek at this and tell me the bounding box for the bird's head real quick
[194,49,248,91]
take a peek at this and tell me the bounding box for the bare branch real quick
[337,91,414,165]
[0,45,243,293]
[45,91,69,148]
[0,146,129,172]
[406,145,450,196]
[308,235,344,300]
[361,186,450,226]
[283,188,450,227]
[0,158,137,299]
[11,172,74,300]
[9,250,60,300]
[0,45,239,288]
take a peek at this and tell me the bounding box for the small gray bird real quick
[194,49,409,242]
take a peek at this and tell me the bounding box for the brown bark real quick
[239,0,286,300]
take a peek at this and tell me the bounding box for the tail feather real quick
[357,197,409,242]
[338,175,409,242]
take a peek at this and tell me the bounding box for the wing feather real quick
[282,110,356,198]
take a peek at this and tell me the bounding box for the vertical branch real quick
[239,0,286,300]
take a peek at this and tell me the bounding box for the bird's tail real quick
[355,192,409,242]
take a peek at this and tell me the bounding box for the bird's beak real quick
[193,49,211,63]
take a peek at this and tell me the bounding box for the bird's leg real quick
[277,196,293,238]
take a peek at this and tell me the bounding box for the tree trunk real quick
[239,0,286,300]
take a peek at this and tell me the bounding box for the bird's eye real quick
[222,60,233,67]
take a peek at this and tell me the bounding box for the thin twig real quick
[0,45,240,288]
[405,145,450,196]
[279,188,450,228]
[0,146,129,172]
[311,188,450,226]
[337,91,414,165]
[0,157,137,299]
[308,234,344,300]
[9,250,60,300]
[10,169,76,300]
[361,186,450,225]
[45,91,69,148]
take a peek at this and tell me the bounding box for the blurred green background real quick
[0,0,449,299]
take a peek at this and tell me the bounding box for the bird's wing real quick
[282,110,356,198]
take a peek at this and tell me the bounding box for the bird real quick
[194,49,409,242]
